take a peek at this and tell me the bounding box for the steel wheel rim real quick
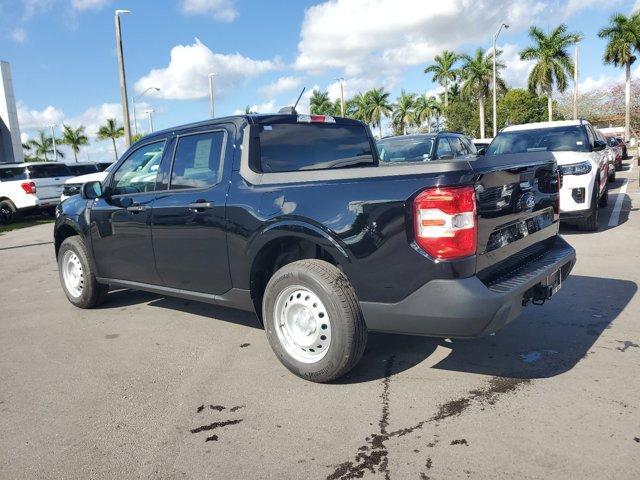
[273,285,332,364]
[0,205,11,224]
[62,250,84,298]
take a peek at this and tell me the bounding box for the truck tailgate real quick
[471,152,560,276]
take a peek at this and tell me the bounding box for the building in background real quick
[0,61,24,164]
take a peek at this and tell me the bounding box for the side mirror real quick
[593,139,607,151]
[477,148,486,155]
[81,180,103,200]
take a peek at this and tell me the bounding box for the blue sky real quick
[1,0,639,161]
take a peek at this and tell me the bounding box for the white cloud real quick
[498,43,535,89]
[10,27,27,43]
[135,38,280,100]
[233,100,278,115]
[70,0,111,11]
[294,0,547,77]
[17,102,65,130]
[20,132,29,143]
[260,76,304,98]
[562,0,621,18]
[22,0,54,19]
[180,0,238,22]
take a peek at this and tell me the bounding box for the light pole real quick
[132,87,160,136]
[145,109,155,133]
[48,124,57,162]
[573,44,579,120]
[208,73,217,118]
[335,77,345,117]
[115,9,132,148]
[492,22,509,138]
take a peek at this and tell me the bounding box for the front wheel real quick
[578,182,600,231]
[0,200,18,225]
[58,236,108,308]
[263,259,367,383]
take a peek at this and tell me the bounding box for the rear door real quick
[151,126,233,294]
[27,163,72,203]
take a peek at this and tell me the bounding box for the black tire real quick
[598,179,609,208]
[578,182,599,231]
[0,199,18,225]
[263,259,367,383]
[58,236,108,308]
[608,168,616,183]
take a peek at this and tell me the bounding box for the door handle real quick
[126,204,146,213]
[188,201,214,211]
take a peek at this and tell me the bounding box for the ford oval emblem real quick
[522,193,535,210]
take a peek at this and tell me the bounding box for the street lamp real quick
[492,22,509,139]
[48,124,57,162]
[208,73,217,118]
[132,87,160,136]
[145,109,155,133]
[115,9,132,148]
[335,77,345,117]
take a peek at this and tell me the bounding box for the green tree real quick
[424,50,459,107]
[97,118,125,161]
[520,24,582,121]
[392,90,416,135]
[309,90,333,115]
[460,48,505,139]
[351,92,372,124]
[60,124,89,162]
[366,88,393,139]
[598,12,640,140]
[414,95,441,133]
[497,88,548,128]
[443,98,480,138]
[26,130,64,162]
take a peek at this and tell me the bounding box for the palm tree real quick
[27,130,64,161]
[351,92,372,124]
[520,24,582,121]
[392,90,416,135]
[460,48,505,139]
[424,50,459,107]
[97,118,125,161]
[598,12,640,141]
[366,88,393,139]
[60,124,88,162]
[309,90,333,115]
[414,95,441,133]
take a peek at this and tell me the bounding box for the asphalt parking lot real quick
[1,162,639,480]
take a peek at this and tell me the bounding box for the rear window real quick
[377,137,434,163]
[0,167,28,181]
[67,164,99,176]
[487,126,589,155]
[257,123,375,172]
[27,163,72,178]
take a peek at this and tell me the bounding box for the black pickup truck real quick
[54,114,576,382]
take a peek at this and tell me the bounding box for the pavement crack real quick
[190,419,243,434]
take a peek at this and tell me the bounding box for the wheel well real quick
[250,237,340,320]
[55,224,79,257]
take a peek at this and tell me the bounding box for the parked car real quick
[66,163,100,177]
[486,119,609,231]
[54,113,575,382]
[0,165,39,224]
[606,136,623,175]
[377,132,477,163]
[61,164,114,202]
[473,138,492,152]
[0,162,72,223]
[614,137,628,159]
[96,161,114,172]
[595,129,617,183]
[606,136,627,164]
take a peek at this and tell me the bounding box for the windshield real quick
[68,164,99,176]
[257,123,375,172]
[377,138,434,163]
[487,126,589,155]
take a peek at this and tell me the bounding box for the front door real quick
[90,139,167,284]
[151,127,232,294]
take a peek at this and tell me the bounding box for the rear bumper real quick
[360,237,576,338]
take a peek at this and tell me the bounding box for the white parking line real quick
[608,160,634,227]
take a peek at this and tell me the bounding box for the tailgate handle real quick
[126,204,146,213]
[188,201,213,211]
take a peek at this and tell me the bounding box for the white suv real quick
[0,162,73,224]
[60,164,113,202]
[487,120,609,231]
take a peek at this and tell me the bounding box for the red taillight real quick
[20,181,36,194]
[413,185,477,260]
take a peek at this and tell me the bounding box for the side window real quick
[584,125,595,148]
[435,138,453,158]
[448,137,467,157]
[111,140,166,196]
[460,136,477,154]
[170,131,225,190]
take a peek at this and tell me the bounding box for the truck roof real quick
[501,119,588,132]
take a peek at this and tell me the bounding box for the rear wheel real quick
[598,179,609,208]
[58,236,108,308]
[578,182,600,232]
[608,167,616,183]
[263,259,367,383]
[0,200,18,225]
